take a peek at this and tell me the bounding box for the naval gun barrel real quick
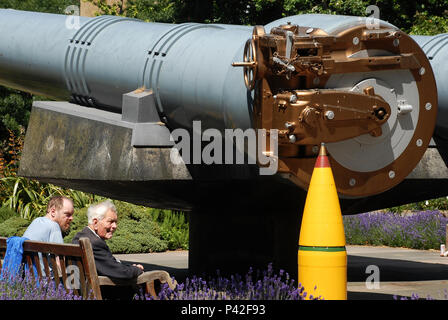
[413,34,448,139]
[0,9,254,131]
[0,9,444,198]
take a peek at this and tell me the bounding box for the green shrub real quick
[56,189,105,211]
[113,201,152,221]
[388,196,448,212]
[107,203,168,253]
[409,12,448,35]
[149,209,189,250]
[0,216,30,237]
[164,212,189,250]
[0,207,16,224]
[0,175,48,220]
[107,217,168,253]
[1,168,105,222]
[160,227,189,251]
[63,206,88,243]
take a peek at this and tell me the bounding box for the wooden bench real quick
[0,236,177,299]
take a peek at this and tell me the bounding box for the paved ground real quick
[115,245,448,300]
[346,245,448,300]
[115,250,189,282]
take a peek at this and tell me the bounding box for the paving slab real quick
[115,250,189,282]
[346,245,448,300]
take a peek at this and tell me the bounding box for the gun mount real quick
[232,23,437,197]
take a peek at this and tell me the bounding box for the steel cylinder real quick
[0,9,253,131]
[412,34,448,139]
[0,10,444,134]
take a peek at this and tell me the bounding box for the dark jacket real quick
[72,227,143,279]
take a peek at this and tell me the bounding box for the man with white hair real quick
[72,200,144,280]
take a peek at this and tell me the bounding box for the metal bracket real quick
[122,89,174,147]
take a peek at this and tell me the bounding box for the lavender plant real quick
[394,289,448,300]
[344,211,448,250]
[393,293,434,300]
[136,263,320,300]
[0,267,85,300]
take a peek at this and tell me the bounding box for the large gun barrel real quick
[0,9,444,199]
[413,34,448,138]
[0,9,254,131]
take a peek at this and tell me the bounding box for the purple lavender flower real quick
[344,210,448,250]
[0,266,87,300]
[136,263,318,300]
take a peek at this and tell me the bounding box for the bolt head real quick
[389,171,395,179]
[325,110,335,120]
[288,134,297,143]
[416,139,423,147]
[285,122,293,129]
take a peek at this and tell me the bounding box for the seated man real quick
[24,196,74,243]
[23,196,74,276]
[72,200,144,279]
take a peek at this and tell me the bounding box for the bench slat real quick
[32,253,43,279]
[50,254,61,287]
[75,258,87,297]
[0,238,82,256]
[59,256,68,293]
[23,242,83,256]
[78,238,102,300]
[42,253,51,278]
[25,255,34,277]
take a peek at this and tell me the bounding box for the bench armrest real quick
[98,270,177,298]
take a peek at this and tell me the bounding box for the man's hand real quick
[132,264,144,271]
